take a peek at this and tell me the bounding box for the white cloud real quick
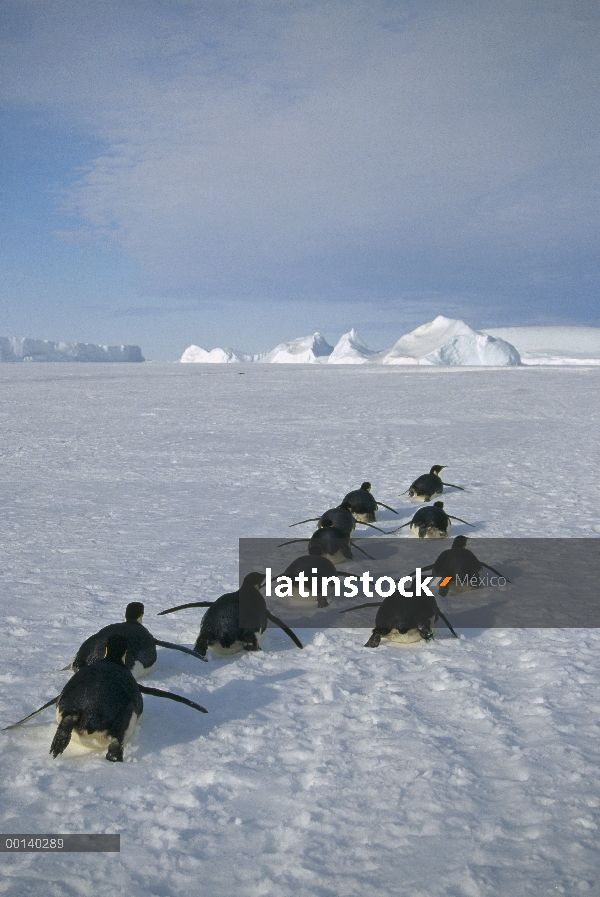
[2,0,600,298]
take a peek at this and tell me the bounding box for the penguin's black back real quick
[199,589,268,642]
[317,505,355,535]
[308,525,352,558]
[284,554,338,580]
[72,621,157,674]
[411,504,448,527]
[432,545,482,579]
[58,660,143,732]
[409,472,443,498]
[375,592,438,632]
[342,487,377,516]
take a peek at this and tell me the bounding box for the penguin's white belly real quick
[409,491,441,503]
[385,628,425,644]
[352,512,376,524]
[55,708,140,751]
[410,524,448,538]
[210,631,265,656]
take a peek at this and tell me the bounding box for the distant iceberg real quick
[327,329,378,364]
[180,345,257,364]
[0,337,144,363]
[179,317,600,367]
[380,316,521,366]
[259,332,333,364]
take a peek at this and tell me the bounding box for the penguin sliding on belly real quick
[394,502,474,539]
[341,587,458,646]
[341,483,399,523]
[278,519,374,564]
[404,466,465,502]
[289,501,389,535]
[63,602,207,680]
[417,535,510,597]
[157,572,303,657]
[4,634,208,762]
[281,554,340,607]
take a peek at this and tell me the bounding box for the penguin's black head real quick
[360,482,372,491]
[433,501,444,508]
[340,501,353,511]
[242,572,265,590]
[452,535,468,548]
[105,634,128,664]
[125,602,145,622]
[430,466,445,475]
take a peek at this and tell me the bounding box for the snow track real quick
[1,363,598,896]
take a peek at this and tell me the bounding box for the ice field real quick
[1,362,599,896]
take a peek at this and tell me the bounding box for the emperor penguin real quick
[4,634,208,762]
[157,572,303,657]
[404,466,465,502]
[341,586,458,646]
[393,502,474,539]
[341,483,399,523]
[64,602,207,680]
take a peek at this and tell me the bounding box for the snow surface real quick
[484,327,600,366]
[0,338,144,363]
[1,363,599,896]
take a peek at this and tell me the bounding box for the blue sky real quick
[1,0,599,360]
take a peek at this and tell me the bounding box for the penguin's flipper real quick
[399,488,410,496]
[4,696,59,730]
[441,482,465,491]
[436,609,459,638]
[277,538,309,548]
[153,639,209,662]
[376,502,399,515]
[265,610,303,648]
[482,563,511,583]
[447,515,475,527]
[157,602,214,616]
[289,518,319,528]
[357,521,388,533]
[388,521,412,533]
[339,602,382,614]
[138,686,208,713]
[351,541,374,560]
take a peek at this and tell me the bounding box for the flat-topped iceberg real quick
[0,337,144,363]
[380,316,521,366]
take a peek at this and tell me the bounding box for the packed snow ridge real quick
[1,337,144,363]
[182,316,600,366]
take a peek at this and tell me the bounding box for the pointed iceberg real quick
[260,332,333,364]
[328,329,378,364]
